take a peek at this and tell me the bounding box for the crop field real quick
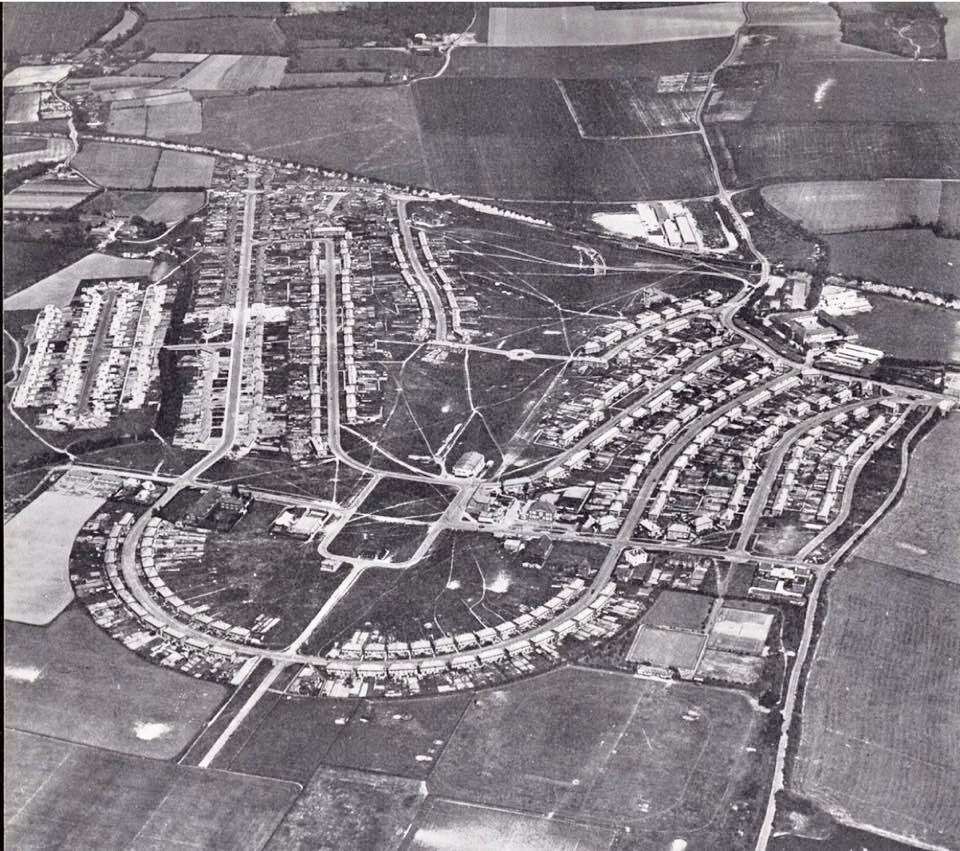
[189,88,428,187]
[408,797,617,851]
[146,100,203,137]
[856,413,960,584]
[2,135,47,154]
[794,557,960,848]
[4,608,227,759]
[431,666,768,842]
[107,103,147,135]
[642,590,715,631]
[446,39,732,79]
[281,71,385,88]
[122,17,286,55]
[266,766,421,850]
[711,124,960,188]
[72,140,161,188]
[122,61,196,77]
[559,78,702,138]
[761,180,947,233]
[2,4,121,55]
[5,92,41,124]
[3,175,98,214]
[626,625,706,669]
[4,730,297,850]
[826,230,960,297]
[3,252,154,310]
[177,54,287,90]
[4,491,103,625]
[152,149,215,188]
[487,3,743,46]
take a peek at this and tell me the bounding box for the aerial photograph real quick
[2,1,958,849]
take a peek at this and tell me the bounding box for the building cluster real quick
[13,278,170,429]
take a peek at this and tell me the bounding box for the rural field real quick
[4,730,297,850]
[407,797,616,851]
[826,229,960,297]
[120,16,286,55]
[760,180,948,233]
[794,557,960,849]
[430,666,769,844]
[72,140,160,189]
[4,608,227,759]
[4,491,103,625]
[152,149,216,188]
[5,92,40,124]
[855,413,960,583]
[3,252,154,310]
[2,3,122,54]
[176,54,287,91]
[711,123,960,188]
[486,3,742,46]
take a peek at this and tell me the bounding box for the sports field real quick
[794,558,960,848]
[3,252,154,310]
[4,608,227,759]
[643,590,715,630]
[487,3,742,46]
[4,730,297,849]
[431,666,765,838]
[152,149,216,188]
[408,797,616,851]
[3,490,103,624]
[72,140,161,189]
[856,413,960,583]
[761,180,946,233]
[626,625,706,670]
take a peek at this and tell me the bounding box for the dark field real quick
[843,295,959,363]
[834,3,946,59]
[358,477,455,521]
[4,730,297,850]
[2,2,122,55]
[266,766,421,851]
[560,78,701,138]
[4,607,227,759]
[446,38,732,78]
[326,515,429,564]
[642,589,714,631]
[2,136,47,155]
[140,2,283,18]
[431,666,769,844]
[2,234,91,299]
[711,123,960,188]
[407,797,617,851]
[794,558,960,848]
[826,228,960,296]
[119,17,286,55]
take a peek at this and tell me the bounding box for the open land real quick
[826,229,960,296]
[176,54,288,91]
[855,413,960,583]
[72,141,161,189]
[794,558,960,848]
[5,92,41,124]
[4,608,227,759]
[626,625,706,670]
[3,252,154,311]
[152,149,216,188]
[120,17,286,56]
[643,589,715,631]
[2,235,92,300]
[2,5,120,55]
[431,666,768,844]
[4,730,297,850]
[3,491,103,625]
[844,295,959,363]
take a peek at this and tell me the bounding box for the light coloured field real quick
[2,136,72,172]
[141,191,206,224]
[626,624,705,670]
[107,104,147,135]
[3,177,97,212]
[488,3,743,46]
[697,648,762,684]
[940,3,960,58]
[3,64,73,87]
[4,252,154,310]
[794,558,960,848]
[6,91,41,124]
[3,491,104,625]
[100,8,140,43]
[762,180,946,233]
[152,149,215,188]
[148,51,209,63]
[856,413,960,583]
[122,61,195,77]
[72,140,160,188]
[177,53,287,90]
[146,100,202,137]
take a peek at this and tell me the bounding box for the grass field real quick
[794,557,960,848]
[146,100,203,137]
[4,491,103,625]
[643,590,715,630]
[855,413,960,583]
[122,61,196,78]
[72,140,160,189]
[152,149,215,188]
[626,625,706,670]
[826,229,960,297]
[123,17,286,55]
[5,92,41,124]
[139,190,206,224]
[266,765,421,850]
[711,124,960,188]
[3,252,154,310]
[2,234,91,300]
[487,3,742,46]
[408,797,617,851]
[431,666,768,844]
[4,607,227,759]
[2,3,121,55]
[761,180,947,233]
[358,478,455,521]
[4,730,297,849]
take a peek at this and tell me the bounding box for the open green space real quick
[358,477,455,521]
[2,3,122,55]
[842,293,960,363]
